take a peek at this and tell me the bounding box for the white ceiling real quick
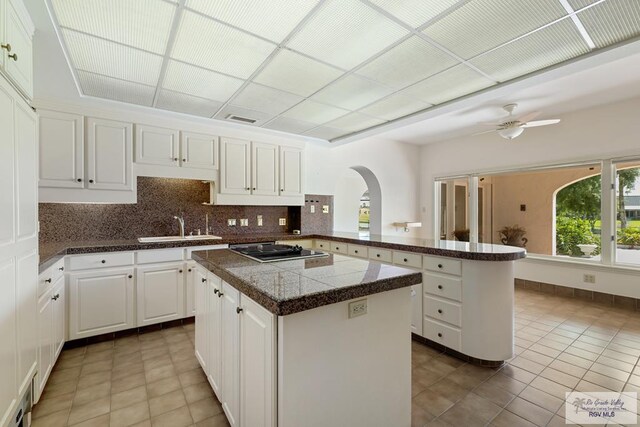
[45,0,640,143]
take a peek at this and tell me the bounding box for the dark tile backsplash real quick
[300,194,333,234]
[39,177,304,242]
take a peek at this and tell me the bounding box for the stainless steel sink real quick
[138,235,222,243]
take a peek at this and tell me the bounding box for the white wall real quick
[420,96,640,295]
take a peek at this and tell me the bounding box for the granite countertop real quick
[39,231,525,273]
[192,249,422,315]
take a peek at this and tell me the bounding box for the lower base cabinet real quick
[136,263,185,326]
[410,284,423,336]
[195,266,276,427]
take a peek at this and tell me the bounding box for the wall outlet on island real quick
[228,219,236,226]
[583,274,596,284]
[349,299,367,318]
[257,215,263,226]
[240,218,248,227]
[279,218,286,226]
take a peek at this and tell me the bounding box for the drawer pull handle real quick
[101,260,106,264]
[437,309,443,314]
[438,264,443,269]
[128,275,133,279]
[437,285,443,290]
[236,307,243,314]
[437,332,443,338]
[45,278,52,283]
[201,278,207,283]
[404,258,408,262]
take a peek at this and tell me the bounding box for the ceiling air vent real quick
[226,114,257,124]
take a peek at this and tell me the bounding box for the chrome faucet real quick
[174,213,185,238]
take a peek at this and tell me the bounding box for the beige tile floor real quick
[32,288,640,427]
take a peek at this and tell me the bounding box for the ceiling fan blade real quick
[522,119,561,128]
[472,129,497,136]
[515,111,542,123]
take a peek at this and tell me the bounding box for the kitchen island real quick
[192,249,422,427]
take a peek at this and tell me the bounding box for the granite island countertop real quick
[191,249,422,315]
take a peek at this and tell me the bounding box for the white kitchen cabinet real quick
[239,294,275,427]
[135,124,179,167]
[136,263,185,326]
[181,131,218,170]
[220,281,240,427]
[38,110,84,188]
[86,117,133,191]
[35,287,53,402]
[2,0,33,99]
[52,276,65,360]
[207,272,223,400]
[68,267,135,339]
[279,145,303,196]
[410,284,423,336]
[220,137,251,195]
[251,141,278,196]
[185,262,196,317]
[16,250,37,394]
[194,266,208,372]
[0,259,17,427]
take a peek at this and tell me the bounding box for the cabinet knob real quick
[1,43,11,52]
[404,258,408,262]
[214,289,219,295]
[252,187,256,190]
[236,307,243,314]
[188,268,192,272]
[173,158,178,161]
[179,269,183,273]
[437,309,443,314]
[354,250,358,254]
[438,264,443,269]
[45,278,52,283]
[182,159,186,162]
[77,178,82,182]
[437,285,443,290]
[8,53,17,61]
[376,254,380,258]
[245,187,250,191]
[201,278,207,283]
[218,292,224,298]
[335,247,339,250]
[89,179,94,183]
[128,274,133,279]
[51,294,60,301]
[437,332,443,338]
[58,266,64,271]
[280,189,284,192]
[101,260,106,264]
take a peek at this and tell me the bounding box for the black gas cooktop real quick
[230,243,328,263]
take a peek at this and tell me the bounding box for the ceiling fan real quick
[475,104,561,140]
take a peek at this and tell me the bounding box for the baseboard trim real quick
[411,333,505,368]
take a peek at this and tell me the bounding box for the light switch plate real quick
[348,299,367,318]
[257,215,263,226]
[310,205,315,213]
[228,219,236,226]
[240,218,248,227]
[322,205,329,213]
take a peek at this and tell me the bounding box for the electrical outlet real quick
[348,299,367,318]
[279,218,286,226]
[240,218,248,227]
[257,215,263,227]
[583,274,596,284]
[310,205,315,214]
[322,205,329,213]
[227,219,236,226]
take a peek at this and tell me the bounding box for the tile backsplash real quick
[39,177,300,242]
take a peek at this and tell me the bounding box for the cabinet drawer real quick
[330,242,348,254]
[423,272,462,302]
[315,240,331,251]
[368,248,392,263]
[68,252,134,271]
[393,251,422,269]
[347,244,368,258]
[423,256,462,276]
[137,248,184,264]
[423,318,461,352]
[424,296,461,327]
[275,239,314,249]
[38,260,64,297]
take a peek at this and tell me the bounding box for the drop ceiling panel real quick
[163,60,244,102]
[304,125,347,140]
[357,36,459,89]
[282,100,350,124]
[77,71,155,106]
[311,74,394,111]
[471,19,591,83]
[186,0,320,43]
[568,0,600,10]
[577,0,640,49]
[156,90,223,117]
[286,0,409,69]
[366,0,462,28]
[63,30,163,86]
[325,112,386,133]
[52,0,176,54]
[253,49,343,97]
[359,92,431,121]
[263,117,318,134]
[172,10,277,79]
[231,83,304,115]
[215,105,274,126]
[402,65,495,105]
[422,0,568,59]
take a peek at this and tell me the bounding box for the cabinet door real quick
[86,117,133,191]
[15,101,37,241]
[0,259,17,425]
[411,284,423,336]
[35,289,53,403]
[52,276,66,360]
[135,124,179,167]
[251,142,278,196]
[16,250,37,394]
[38,111,84,188]
[181,131,218,170]
[68,267,135,339]
[0,83,14,248]
[136,263,185,326]
[185,263,196,317]
[220,138,250,195]
[4,1,33,98]
[207,273,222,400]
[279,146,303,196]
[239,294,275,427]
[221,281,240,427]
[194,267,208,372]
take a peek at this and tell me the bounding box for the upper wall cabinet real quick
[135,125,179,167]
[86,117,133,191]
[39,110,84,188]
[215,138,304,206]
[0,0,34,99]
[181,131,218,170]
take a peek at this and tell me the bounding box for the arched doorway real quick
[333,166,382,235]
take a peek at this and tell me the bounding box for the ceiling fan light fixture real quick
[498,126,524,140]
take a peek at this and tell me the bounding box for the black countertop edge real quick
[191,253,422,316]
